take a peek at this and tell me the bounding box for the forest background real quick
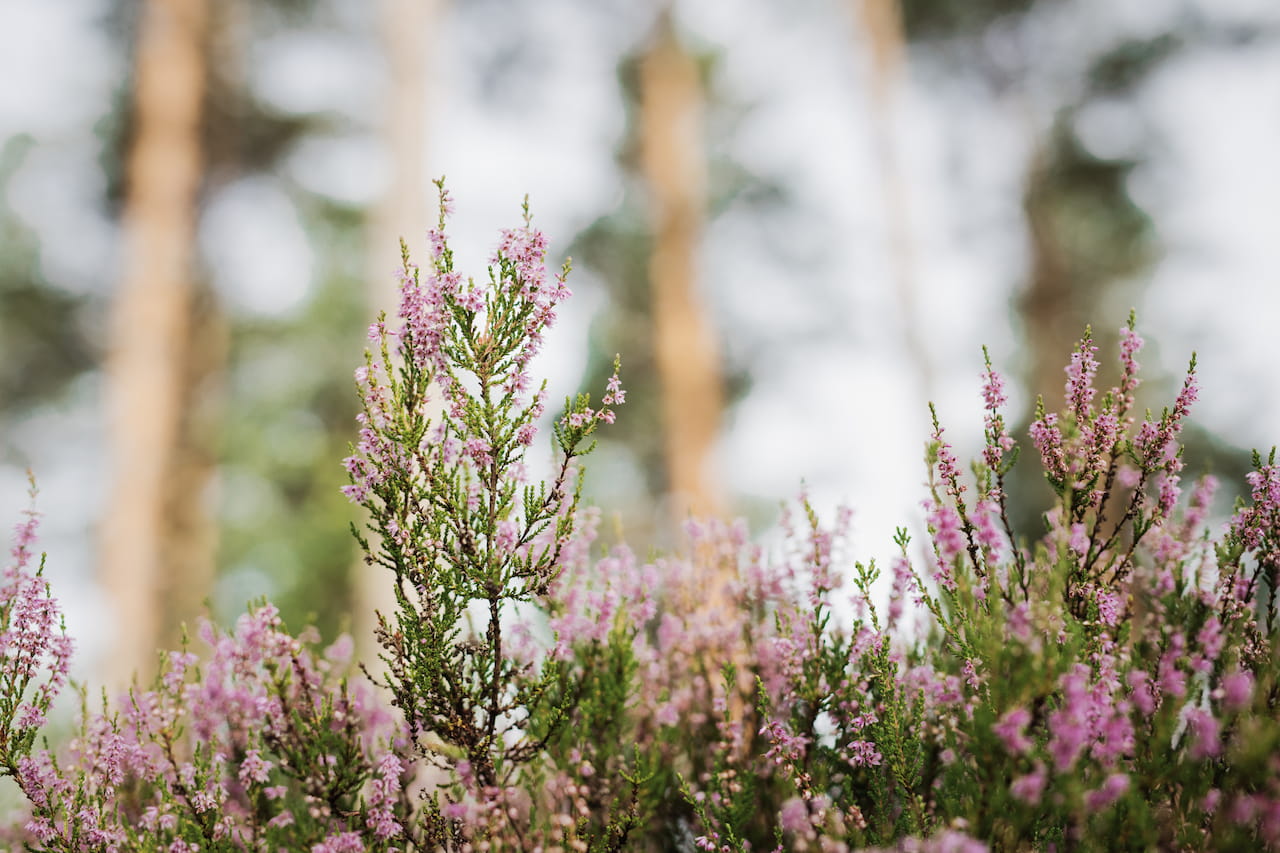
[1,0,1278,690]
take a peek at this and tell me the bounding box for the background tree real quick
[638,9,726,523]
[569,10,793,543]
[894,0,1270,528]
[0,136,95,444]
[101,0,213,687]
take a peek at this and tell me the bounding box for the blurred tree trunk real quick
[356,0,442,664]
[638,11,725,523]
[101,0,211,689]
[638,11,746,718]
[1021,144,1076,414]
[854,0,932,395]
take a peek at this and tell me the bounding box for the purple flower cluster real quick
[6,595,404,850]
[0,479,73,751]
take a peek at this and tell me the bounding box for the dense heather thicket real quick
[2,187,1277,851]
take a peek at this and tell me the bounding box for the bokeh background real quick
[1,0,1278,687]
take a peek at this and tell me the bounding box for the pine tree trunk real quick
[101,0,210,690]
[1021,145,1075,414]
[638,11,725,523]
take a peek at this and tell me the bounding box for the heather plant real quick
[2,188,1278,852]
[676,319,1280,851]
[2,478,408,849]
[339,179,635,848]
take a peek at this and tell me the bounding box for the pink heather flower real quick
[1048,663,1123,772]
[1186,708,1222,760]
[1068,523,1089,556]
[1009,762,1048,805]
[464,437,493,467]
[1135,366,1198,486]
[1006,601,1032,643]
[971,498,1004,561]
[899,830,989,853]
[846,739,882,767]
[1220,670,1254,711]
[1094,696,1136,766]
[238,748,272,785]
[1133,420,1161,462]
[1089,410,1121,461]
[503,367,532,397]
[1065,334,1100,421]
[926,501,966,568]
[1118,323,1143,395]
[963,659,981,690]
[3,497,75,743]
[1156,471,1183,518]
[1173,366,1199,417]
[1159,635,1188,699]
[1029,413,1066,484]
[1095,589,1123,626]
[931,422,965,499]
[778,797,810,835]
[367,752,404,839]
[993,707,1033,755]
[1084,773,1130,811]
[323,634,355,666]
[457,284,485,312]
[888,555,916,627]
[437,184,455,217]
[14,702,45,730]
[10,509,40,567]
[311,831,365,853]
[760,718,809,766]
[1229,795,1261,825]
[1116,464,1141,489]
[1185,474,1218,532]
[693,834,724,852]
[427,228,448,260]
[1197,616,1225,663]
[653,701,679,728]
[982,361,1008,411]
[1232,463,1280,551]
[494,520,519,552]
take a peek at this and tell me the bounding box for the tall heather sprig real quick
[342,181,623,839]
[0,475,73,770]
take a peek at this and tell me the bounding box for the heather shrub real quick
[2,186,1277,851]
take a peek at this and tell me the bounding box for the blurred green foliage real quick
[0,136,96,441]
